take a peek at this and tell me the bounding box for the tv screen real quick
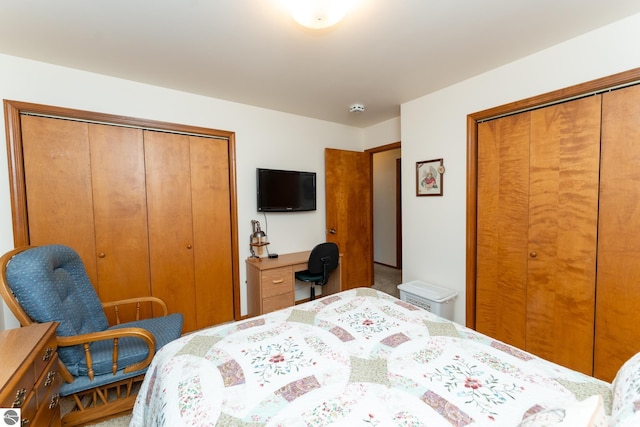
[257,168,316,212]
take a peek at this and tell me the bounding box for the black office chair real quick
[295,242,339,301]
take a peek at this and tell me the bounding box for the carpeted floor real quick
[88,416,132,426]
[372,262,402,298]
[86,263,402,426]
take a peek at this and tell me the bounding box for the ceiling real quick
[1,1,640,128]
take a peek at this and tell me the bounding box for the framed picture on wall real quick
[416,158,444,196]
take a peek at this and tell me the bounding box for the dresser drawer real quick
[12,388,38,426]
[0,365,34,408]
[261,266,292,298]
[31,386,60,426]
[35,354,61,409]
[262,292,294,314]
[34,332,57,379]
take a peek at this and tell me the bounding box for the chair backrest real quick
[307,242,339,284]
[1,244,109,366]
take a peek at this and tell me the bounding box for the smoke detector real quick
[349,104,365,113]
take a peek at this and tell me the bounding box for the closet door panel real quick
[144,131,197,331]
[21,116,98,283]
[476,113,530,349]
[89,124,152,318]
[190,136,234,327]
[526,96,601,375]
[596,85,640,382]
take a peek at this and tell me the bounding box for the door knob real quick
[328,228,336,234]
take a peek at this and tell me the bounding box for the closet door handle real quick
[187,244,192,249]
[98,252,106,258]
[529,251,537,258]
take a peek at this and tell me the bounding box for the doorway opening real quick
[368,142,402,298]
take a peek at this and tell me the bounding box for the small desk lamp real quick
[249,220,268,258]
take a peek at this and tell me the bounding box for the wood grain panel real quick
[526,95,601,375]
[144,131,197,331]
[476,113,530,349]
[21,116,98,283]
[189,136,234,327]
[325,148,372,290]
[89,124,152,319]
[596,84,640,382]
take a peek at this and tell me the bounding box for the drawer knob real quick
[272,278,284,284]
[43,347,54,361]
[49,393,60,409]
[45,370,57,387]
[12,388,27,407]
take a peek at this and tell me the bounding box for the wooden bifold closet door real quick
[595,84,640,381]
[476,95,602,375]
[20,114,234,332]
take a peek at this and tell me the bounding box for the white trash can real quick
[397,281,458,320]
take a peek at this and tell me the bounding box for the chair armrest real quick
[102,296,169,324]
[57,327,156,380]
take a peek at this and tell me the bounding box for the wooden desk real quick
[246,251,342,316]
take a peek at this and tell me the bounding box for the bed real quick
[130,288,640,426]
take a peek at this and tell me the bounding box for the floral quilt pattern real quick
[131,288,612,426]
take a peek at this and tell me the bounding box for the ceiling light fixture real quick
[290,0,351,29]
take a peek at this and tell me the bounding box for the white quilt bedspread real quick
[130,288,611,426]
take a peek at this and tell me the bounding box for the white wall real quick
[401,12,640,325]
[0,53,365,329]
[373,148,401,266]
[363,117,401,150]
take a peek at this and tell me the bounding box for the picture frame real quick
[416,158,444,196]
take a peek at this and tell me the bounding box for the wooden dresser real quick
[0,322,61,427]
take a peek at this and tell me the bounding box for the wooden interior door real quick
[189,136,235,327]
[596,84,640,381]
[325,148,372,290]
[526,95,601,375]
[20,116,98,282]
[89,124,152,319]
[144,131,198,331]
[475,112,530,350]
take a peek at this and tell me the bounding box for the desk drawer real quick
[261,266,292,298]
[263,292,294,314]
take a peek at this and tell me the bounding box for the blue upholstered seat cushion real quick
[5,244,184,378]
[6,245,109,367]
[75,313,183,377]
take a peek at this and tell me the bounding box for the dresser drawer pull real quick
[12,388,27,407]
[43,347,54,361]
[49,393,60,409]
[45,370,57,387]
[21,418,30,426]
[272,278,284,284]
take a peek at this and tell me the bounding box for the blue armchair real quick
[0,244,184,426]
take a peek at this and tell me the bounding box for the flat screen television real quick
[257,168,316,212]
